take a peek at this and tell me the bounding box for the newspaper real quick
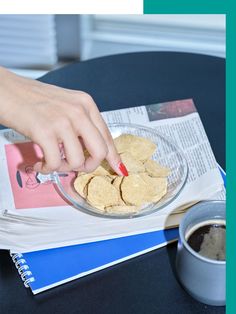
[0,99,225,252]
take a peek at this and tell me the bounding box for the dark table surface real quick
[0,52,225,314]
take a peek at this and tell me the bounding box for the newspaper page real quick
[0,99,225,252]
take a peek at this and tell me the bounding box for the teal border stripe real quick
[226,10,236,314]
[144,0,227,13]
[144,2,235,313]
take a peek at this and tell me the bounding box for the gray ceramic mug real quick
[176,200,226,306]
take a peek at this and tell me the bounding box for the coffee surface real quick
[186,221,225,261]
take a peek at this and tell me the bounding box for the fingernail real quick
[118,162,129,176]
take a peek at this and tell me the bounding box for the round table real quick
[0,52,225,314]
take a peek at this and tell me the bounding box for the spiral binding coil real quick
[10,253,35,288]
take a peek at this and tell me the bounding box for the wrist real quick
[0,66,11,86]
[0,67,19,127]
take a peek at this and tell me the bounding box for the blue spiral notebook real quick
[11,228,179,294]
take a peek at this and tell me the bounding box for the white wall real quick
[0,14,225,75]
[0,15,57,68]
[80,14,225,60]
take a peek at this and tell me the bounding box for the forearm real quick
[0,66,124,175]
[0,66,38,135]
[0,66,23,129]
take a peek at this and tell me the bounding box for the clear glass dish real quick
[50,123,189,219]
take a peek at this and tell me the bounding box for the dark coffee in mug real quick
[185,219,226,261]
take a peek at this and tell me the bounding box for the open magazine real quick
[0,99,225,252]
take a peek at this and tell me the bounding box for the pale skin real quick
[0,66,128,176]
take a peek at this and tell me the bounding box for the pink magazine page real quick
[5,142,75,209]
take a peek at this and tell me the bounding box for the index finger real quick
[88,106,128,176]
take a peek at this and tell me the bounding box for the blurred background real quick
[0,14,225,78]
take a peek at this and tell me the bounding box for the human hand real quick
[0,67,128,176]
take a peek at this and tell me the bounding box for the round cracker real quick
[91,165,111,176]
[105,205,139,214]
[120,152,145,173]
[112,176,126,205]
[121,174,151,206]
[144,159,170,177]
[74,173,94,198]
[139,173,168,202]
[114,134,156,161]
[90,204,105,212]
[112,176,123,189]
[87,176,120,207]
[101,175,115,183]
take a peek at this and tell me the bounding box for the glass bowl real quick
[51,123,189,219]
